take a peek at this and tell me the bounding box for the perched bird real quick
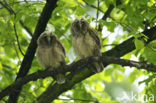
[36,31,66,84]
[71,18,103,73]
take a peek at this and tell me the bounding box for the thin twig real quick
[96,0,100,29]
[82,0,115,31]
[0,1,15,14]
[19,20,33,36]
[56,97,96,102]
[13,24,25,56]
[139,74,156,85]
[24,0,28,3]
[0,1,44,10]
[6,0,43,6]
[0,0,33,37]
[103,44,118,47]
[84,1,132,32]
[12,42,22,63]
[82,0,103,13]
[2,64,14,69]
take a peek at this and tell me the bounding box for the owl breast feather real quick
[73,33,96,58]
[36,45,64,70]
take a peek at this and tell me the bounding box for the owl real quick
[36,31,66,84]
[71,18,103,73]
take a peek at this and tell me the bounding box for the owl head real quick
[37,31,57,47]
[71,18,89,36]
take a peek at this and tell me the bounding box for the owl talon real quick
[56,73,65,84]
[90,62,103,73]
[90,67,102,73]
[95,68,103,73]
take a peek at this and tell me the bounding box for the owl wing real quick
[56,40,66,56]
[88,27,101,49]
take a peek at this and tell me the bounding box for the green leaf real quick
[134,39,145,50]
[75,6,86,16]
[0,63,2,70]
[99,20,116,32]
[143,40,156,64]
[73,83,95,103]
[84,0,96,5]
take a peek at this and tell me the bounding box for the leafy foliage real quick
[0,0,156,103]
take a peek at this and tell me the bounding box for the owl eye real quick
[43,36,47,40]
[51,36,56,40]
[74,20,79,25]
[76,25,79,28]
[81,21,85,24]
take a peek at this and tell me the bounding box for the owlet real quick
[36,31,66,84]
[71,18,103,73]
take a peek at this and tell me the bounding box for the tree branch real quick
[7,0,58,102]
[0,55,156,100]
[99,0,121,31]
[82,0,121,23]
[0,1,15,14]
[36,25,156,103]
[19,20,33,37]
[0,1,33,37]
[103,26,156,57]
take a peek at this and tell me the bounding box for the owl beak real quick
[79,21,82,28]
[47,36,51,45]
[79,21,83,32]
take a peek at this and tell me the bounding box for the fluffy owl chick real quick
[71,19,103,73]
[36,31,66,84]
